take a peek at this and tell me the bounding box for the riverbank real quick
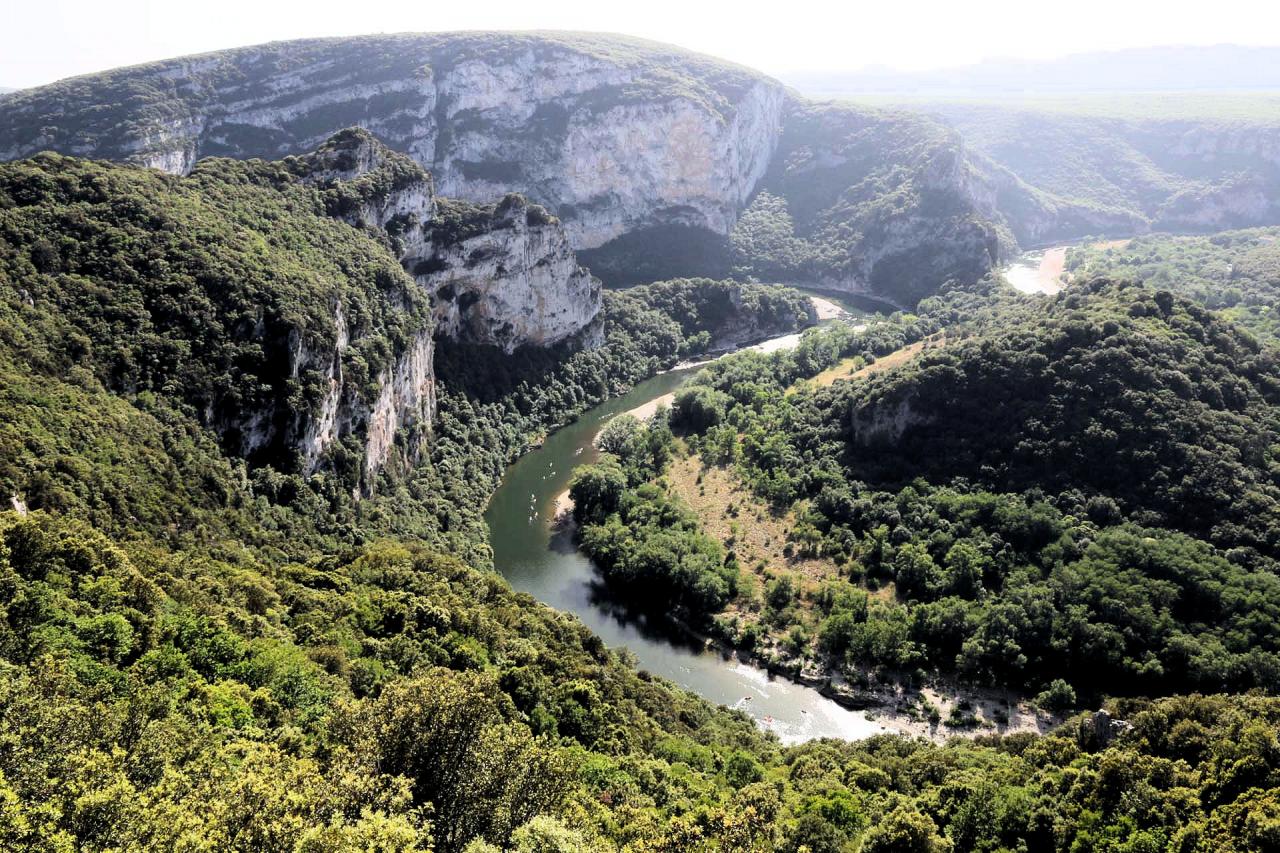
[654,445,1053,744]
[550,495,1054,744]
[552,311,1064,744]
[1005,246,1067,294]
[562,405,1055,744]
[487,348,894,742]
[492,292,1008,743]
[810,295,846,321]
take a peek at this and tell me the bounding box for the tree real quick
[1036,679,1077,714]
[596,415,641,456]
[781,813,846,853]
[326,671,569,853]
[672,386,731,433]
[862,805,951,853]
[724,750,765,789]
[568,460,627,524]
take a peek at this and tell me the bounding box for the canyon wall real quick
[0,33,785,252]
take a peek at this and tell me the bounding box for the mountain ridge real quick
[0,31,1018,305]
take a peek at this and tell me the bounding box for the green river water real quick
[484,292,896,743]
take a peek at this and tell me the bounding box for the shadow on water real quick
[544,524,696,649]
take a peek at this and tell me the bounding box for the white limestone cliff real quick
[0,34,785,254]
[418,196,602,352]
[267,129,603,480]
[302,129,603,354]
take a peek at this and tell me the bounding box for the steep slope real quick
[728,101,1004,305]
[0,130,607,486]
[0,32,786,252]
[0,145,436,482]
[418,195,601,351]
[295,128,602,353]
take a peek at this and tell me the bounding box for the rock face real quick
[12,32,1280,311]
[418,196,601,352]
[851,395,930,445]
[297,128,602,353]
[0,33,1014,305]
[1085,709,1133,749]
[5,33,1099,306]
[740,102,1003,305]
[0,33,785,252]
[290,310,436,482]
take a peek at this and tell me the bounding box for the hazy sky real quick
[3,0,1280,88]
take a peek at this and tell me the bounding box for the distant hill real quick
[840,281,1280,557]
[781,47,1280,247]
[784,45,1280,99]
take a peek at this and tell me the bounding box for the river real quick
[484,300,895,744]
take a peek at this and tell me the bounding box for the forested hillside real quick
[726,101,1002,305]
[840,282,1280,556]
[574,282,1280,713]
[0,142,831,850]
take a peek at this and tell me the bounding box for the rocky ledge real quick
[298,128,602,354]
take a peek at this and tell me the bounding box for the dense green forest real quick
[3,136,1280,849]
[5,503,1280,851]
[573,282,1280,711]
[1067,230,1280,344]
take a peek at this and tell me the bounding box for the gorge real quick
[3,28,1280,853]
